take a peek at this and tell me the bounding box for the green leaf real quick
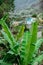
[7,50,14,55]
[0,38,6,44]
[35,38,43,54]
[0,17,19,54]
[28,22,38,62]
[0,60,12,65]
[1,31,14,50]
[32,54,43,65]
[20,22,38,65]
[20,31,31,65]
[1,19,16,46]
[16,25,25,41]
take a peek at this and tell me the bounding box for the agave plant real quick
[0,15,43,65]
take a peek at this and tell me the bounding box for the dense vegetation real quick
[0,0,43,65]
[0,0,14,19]
[0,15,43,65]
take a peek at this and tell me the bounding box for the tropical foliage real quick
[0,16,43,65]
